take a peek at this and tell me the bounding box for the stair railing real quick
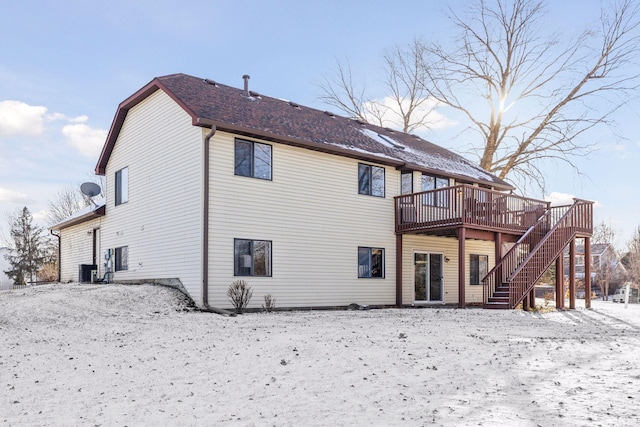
[483,199,593,308]
[505,200,593,307]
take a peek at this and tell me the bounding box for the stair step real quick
[488,297,509,303]
[484,302,510,309]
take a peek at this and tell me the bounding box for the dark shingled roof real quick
[96,73,512,190]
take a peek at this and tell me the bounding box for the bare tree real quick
[46,185,88,226]
[46,178,104,226]
[422,0,640,188]
[317,0,640,190]
[623,225,640,286]
[316,39,437,133]
[591,221,623,300]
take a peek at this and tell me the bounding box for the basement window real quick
[358,247,385,278]
[470,254,488,285]
[234,239,272,277]
[115,246,129,272]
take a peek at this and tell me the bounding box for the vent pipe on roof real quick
[242,74,250,96]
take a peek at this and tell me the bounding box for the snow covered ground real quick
[1,283,639,426]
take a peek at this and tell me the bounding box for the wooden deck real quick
[394,185,550,235]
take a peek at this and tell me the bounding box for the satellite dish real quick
[80,182,101,198]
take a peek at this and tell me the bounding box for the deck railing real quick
[395,184,549,234]
[482,199,594,308]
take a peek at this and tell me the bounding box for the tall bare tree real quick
[316,39,437,133]
[317,0,640,189]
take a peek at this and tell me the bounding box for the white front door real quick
[414,252,443,302]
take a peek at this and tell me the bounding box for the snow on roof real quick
[49,197,106,230]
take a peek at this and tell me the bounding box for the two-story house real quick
[50,73,593,311]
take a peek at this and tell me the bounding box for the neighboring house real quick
[0,247,15,290]
[51,73,593,310]
[564,243,627,287]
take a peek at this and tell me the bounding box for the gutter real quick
[199,119,236,317]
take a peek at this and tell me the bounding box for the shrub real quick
[227,280,253,314]
[262,294,276,312]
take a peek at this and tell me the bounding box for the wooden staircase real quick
[483,199,593,309]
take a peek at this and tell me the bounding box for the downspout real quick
[201,124,236,316]
[50,230,61,282]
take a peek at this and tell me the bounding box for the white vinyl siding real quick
[208,130,398,309]
[100,90,203,302]
[58,219,101,283]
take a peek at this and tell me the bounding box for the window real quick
[234,239,272,276]
[358,163,385,197]
[114,246,129,272]
[470,254,488,285]
[235,139,272,180]
[401,171,413,195]
[421,173,449,207]
[358,247,385,278]
[115,167,129,206]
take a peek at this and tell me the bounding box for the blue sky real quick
[0,0,638,247]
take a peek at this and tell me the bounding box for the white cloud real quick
[545,191,575,206]
[545,191,602,208]
[0,100,48,137]
[61,123,107,158]
[361,96,456,134]
[0,187,27,203]
[32,209,49,223]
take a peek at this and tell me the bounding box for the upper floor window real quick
[115,167,129,206]
[358,247,385,278]
[234,239,272,276]
[470,254,488,285]
[421,173,449,207]
[235,139,272,180]
[358,163,385,197]
[401,171,413,194]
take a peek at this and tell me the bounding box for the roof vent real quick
[249,90,261,98]
[324,111,336,117]
[242,74,250,96]
[204,78,218,87]
[289,101,301,109]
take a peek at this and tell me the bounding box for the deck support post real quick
[555,255,564,309]
[396,234,403,307]
[458,227,466,308]
[569,239,576,309]
[529,287,536,310]
[584,237,591,309]
[494,232,503,287]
